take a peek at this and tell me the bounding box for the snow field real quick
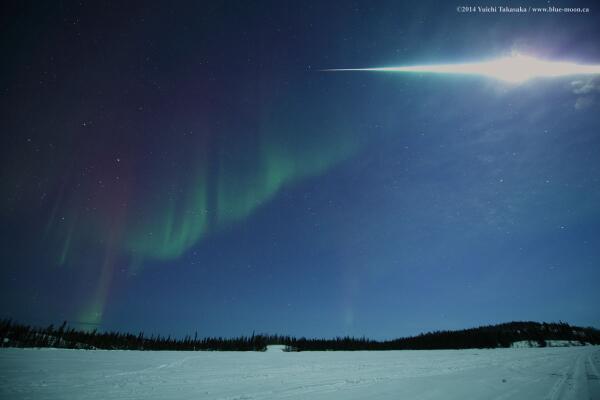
[1,346,599,399]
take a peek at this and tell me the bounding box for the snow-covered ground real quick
[511,340,591,348]
[1,346,599,399]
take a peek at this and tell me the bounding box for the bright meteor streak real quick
[323,54,600,83]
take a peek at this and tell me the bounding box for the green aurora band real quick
[1,89,362,326]
[125,105,358,263]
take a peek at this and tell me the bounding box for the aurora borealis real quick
[2,1,600,338]
[125,100,358,262]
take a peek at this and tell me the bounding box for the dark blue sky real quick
[1,1,600,339]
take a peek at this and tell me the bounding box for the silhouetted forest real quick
[1,319,598,351]
[270,321,600,351]
[0,319,266,351]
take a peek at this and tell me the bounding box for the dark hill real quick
[275,321,600,351]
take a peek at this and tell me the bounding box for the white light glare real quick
[324,54,600,83]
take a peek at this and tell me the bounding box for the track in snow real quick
[1,346,599,399]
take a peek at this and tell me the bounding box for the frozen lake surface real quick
[1,346,599,399]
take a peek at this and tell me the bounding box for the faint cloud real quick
[574,96,594,110]
[571,79,600,110]
[477,154,496,164]
[571,79,599,94]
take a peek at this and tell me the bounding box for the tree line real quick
[272,321,600,351]
[0,319,266,351]
[1,319,598,351]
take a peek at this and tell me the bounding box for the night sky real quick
[2,1,600,339]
